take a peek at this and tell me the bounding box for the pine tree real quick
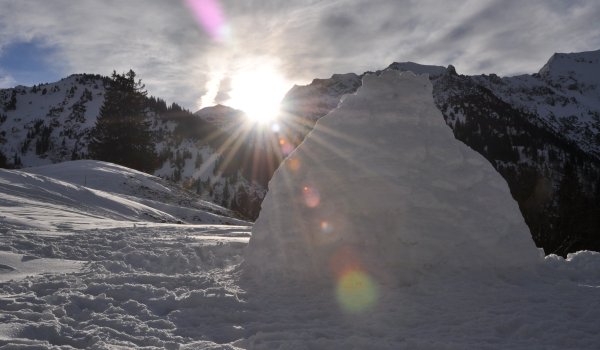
[0,150,7,168]
[13,153,21,168]
[89,70,156,172]
[222,182,230,206]
[554,158,586,254]
[5,90,17,111]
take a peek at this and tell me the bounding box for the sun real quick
[227,65,290,123]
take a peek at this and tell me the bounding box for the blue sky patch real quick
[0,39,66,86]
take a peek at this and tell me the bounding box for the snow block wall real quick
[244,71,539,286]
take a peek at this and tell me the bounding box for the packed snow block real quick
[244,71,539,285]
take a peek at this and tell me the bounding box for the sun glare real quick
[227,66,289,124]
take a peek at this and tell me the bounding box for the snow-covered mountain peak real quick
[307,72,360,87]
[194,104,246,124]
[538,49,600,92]
[386,61,447,76]
[193,104,247,132]
[280,72,363,125]
[462,49,600,159]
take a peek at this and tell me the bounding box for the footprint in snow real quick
[21,255,41,262]
[0,264,16,272]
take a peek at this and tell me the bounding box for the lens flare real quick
[330,247,378,313]
[287,158,301,171]
[279,137,294,155]
[336,270,378,313]
[302,185,320,208]
[329,246,362,276]
[320,220,334,234]
[184,0,229,41]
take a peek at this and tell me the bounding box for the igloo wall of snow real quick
[244,71,539,286]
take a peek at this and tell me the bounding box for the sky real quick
[0,0,599,115]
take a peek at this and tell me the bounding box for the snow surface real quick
[1,73,600,349]
[0,251,84,283]
[1,160,248,231]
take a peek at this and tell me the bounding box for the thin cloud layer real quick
[0,0,598,110]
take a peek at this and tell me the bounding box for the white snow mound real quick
[0,160,247,231]
[245,71,539,284]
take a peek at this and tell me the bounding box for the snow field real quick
[1,223,600,349]
[0,161,248,232]
[0,225,250,349]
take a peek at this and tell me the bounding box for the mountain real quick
[0,75,273,219]
[0,74,106,166]
[277,50,600,256]
[280,73,362,145]
[194,104,247,130]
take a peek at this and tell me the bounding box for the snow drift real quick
[0,160,247,231]
[245,71,539,286]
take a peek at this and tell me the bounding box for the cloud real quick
[0,0,599,109]
[0,70,16,88]
[214,76,232,104]
[0,0,214,108]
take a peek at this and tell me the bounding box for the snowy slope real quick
[0,160,248,231]
[0,74,105,166]
[386,61,447,76]
[25,160,242,220]
[282,73,362,123]
[0,251,84,283]
[539,50,600,98]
